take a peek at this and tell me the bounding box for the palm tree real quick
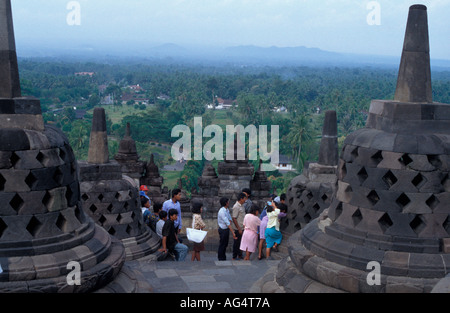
[286,114,314,170]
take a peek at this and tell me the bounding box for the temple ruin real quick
[79,108,161,261]
[0,0,127,292]
[277,5,450,293]
[284,110,339,234]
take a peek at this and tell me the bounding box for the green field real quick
[161,171,183,191]
[91,104,153,124]
[212,110,235,127]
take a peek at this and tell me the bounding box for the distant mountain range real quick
[222,45,343,64]
[16,42,450,70]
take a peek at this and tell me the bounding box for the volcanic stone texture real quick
[250,161,272,209]
[0,0,128,293]
[191,164,221,217]
[79,161,161,262]
[285,111,338,234]
[285,169,336,234]
[140,154,168,205]
[114,123,145,186]
[218,137,255,208]
[280,6,450,293]
[0,124,125,293]
[292,102,450,292]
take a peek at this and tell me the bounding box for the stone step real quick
[270,245,289,260]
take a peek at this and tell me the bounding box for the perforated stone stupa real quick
[218,135,255,206]
[279,5,450,293]
[0,0,125,292]
[140,154,168,205]
[250,160,272,208]
[191,163,220,217]
[79,108,161,261]
[114,123,145,187]
[285,111,338,234]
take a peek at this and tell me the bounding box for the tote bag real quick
[186,228,208,244]
[187,215,208,244]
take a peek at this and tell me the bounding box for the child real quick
[191,202,206,262]
[156,210,168,239]
[260,194,277,220]
[141,197,151,222]
[273,194,287,206]
[146,202,162,233]
[265,201,283,259]
[278,202,288,220]
[159,209,189,262]
[240,204,261,261]
[258,212,269,260]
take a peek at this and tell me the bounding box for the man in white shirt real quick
[163,189,183,234]
[156,210,168,239]
[217,197,237,261]
[232,193,247,260]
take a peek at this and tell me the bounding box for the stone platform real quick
[126,251,284,293]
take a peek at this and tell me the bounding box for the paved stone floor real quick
[126,251,282,293]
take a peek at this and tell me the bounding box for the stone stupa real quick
[78,108,161,261]
[277,5,450,293]
[284,111,338,234]
[190,163,220,218]
[140,154,168,205]
[250,160,272,209]
[218,134,255,207]
[114,123,146,188]
[0,0,126,292]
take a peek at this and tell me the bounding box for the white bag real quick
[186,228,208,244]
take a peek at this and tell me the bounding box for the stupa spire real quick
[278,4,450,294]
[0,0,21,98]
[0,2,127,292]
[394,4,432,103]
[318,110,338,167]
[88,107,109,164]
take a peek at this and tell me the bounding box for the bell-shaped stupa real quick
[218,134,254,207]
[0,0,125,292]
[279,5,450,293]
[191,163,220,218]
[79,108,161,261]
[114,123,146,187]
[140,154,167,205]
[285,111,338,234]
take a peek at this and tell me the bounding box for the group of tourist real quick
[140,185,287,263]
[140,187,188,261]
[223,190,288,261]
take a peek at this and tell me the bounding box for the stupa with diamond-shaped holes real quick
[0,0,126,292]
[278,5,450,293]
[78,108,162,261]
[284,110,338,234]
[114,123,146,187]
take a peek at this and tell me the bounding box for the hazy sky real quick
[11,0,450,59]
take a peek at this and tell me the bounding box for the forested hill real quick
[18,58,450,168]
[17,43,450,70]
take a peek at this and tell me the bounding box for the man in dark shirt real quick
[159,209,188,261]
[242,188,253,214]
